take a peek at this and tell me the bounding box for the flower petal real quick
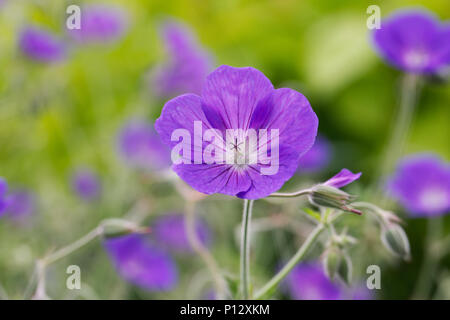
[324,169,361,188]
[201,65,274,130]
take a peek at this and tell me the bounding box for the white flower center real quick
[419,188,448,212]
[404,50,429,69]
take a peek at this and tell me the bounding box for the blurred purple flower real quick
[153,213,211,253]
[155,65,318,199]
[348,285,374,300]
[0,178,8,216]
[71,169,101,202]
[297,136,331,173]
[372,9,450,74]
[19,26,66,63]
[118,119,171,170]
[387,154,450,217]
[286,263,343,300]
[151,20,213,98]
[4,189,36,221]
[323,169,361,188]
[104,234,178,291]
[68,4,127,44]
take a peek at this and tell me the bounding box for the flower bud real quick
[100,218,150,238]
[323,246,353,285]
[309,185,362,214]
[381,223,411,261]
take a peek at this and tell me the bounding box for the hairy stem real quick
[184,200,227,299]
[376,73,420,200]
[253,223,325,300]
[268,189,311,198]
[412,217,443,299]
[240,199,254,299]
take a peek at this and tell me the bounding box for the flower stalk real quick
[240,199,254,299]
[184,200,227,299]
[253,223,325,300]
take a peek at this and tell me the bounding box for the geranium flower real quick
[71,168,101,202]
[155,65,318,199]
[0,178,8,216]
[387,154,450,216]
[117,119,171,170]
[286,263,372,300]
[4,189,36,221]
[153,213,211,253]
[286,263,342,300]
[18,26,66,63]
[297,136,331,173]
[151,20,213,98]
[104,234,178,291]
[68,4,128,44]
[372,9,450,74]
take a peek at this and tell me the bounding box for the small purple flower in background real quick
[323,168,361,188]
[153,213,211,253]
[4,189,36,221]
[297,136,331,173]
[155,65,318,199]
[104,234,178,291]
[118,119,171,170]
[286,263,342,300]
[19,26,66,63]
[286,263,372,300]
[387,154,450,217]
[151,20,213,98]
[71,168,101,202]
[68,4,127,44]
[372,9,450,74]
[0,178,8,216]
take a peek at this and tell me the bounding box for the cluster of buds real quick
[352,202,410,261]
[323,230,357,285]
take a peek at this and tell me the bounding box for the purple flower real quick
[286,263,343,300]
[68,4,127,44]
[0,178,8,216]
[387,154,450,217]
[323,169,361,189]
[19,26,65,63]
[348,285,374,300]
[4,189,36,221]
[104,234,178,291]
[151,20,213,98]
[155,65,318,199]
[71,169,101,201]
[372,9,450,74]
[118,119,171,170]
[153,213,211,253]
[297,136,331,173]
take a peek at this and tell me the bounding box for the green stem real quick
[240,199,254,299]
[184,200,227,299]
[253,223,325,300]
[412,217,443,299]
[42,226,103,266]
[268,189,311,198]
[376,73,420,201]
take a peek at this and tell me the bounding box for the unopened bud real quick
[381,223,411,261]
[323,246,353,285]
[309,185,361,215]
[100,219,150,238]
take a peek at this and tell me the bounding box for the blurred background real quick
[0,0,449,300]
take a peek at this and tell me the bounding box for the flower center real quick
[404,50,429,69]
[419,188,448,213]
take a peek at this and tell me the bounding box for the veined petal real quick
[201,65,274,130]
